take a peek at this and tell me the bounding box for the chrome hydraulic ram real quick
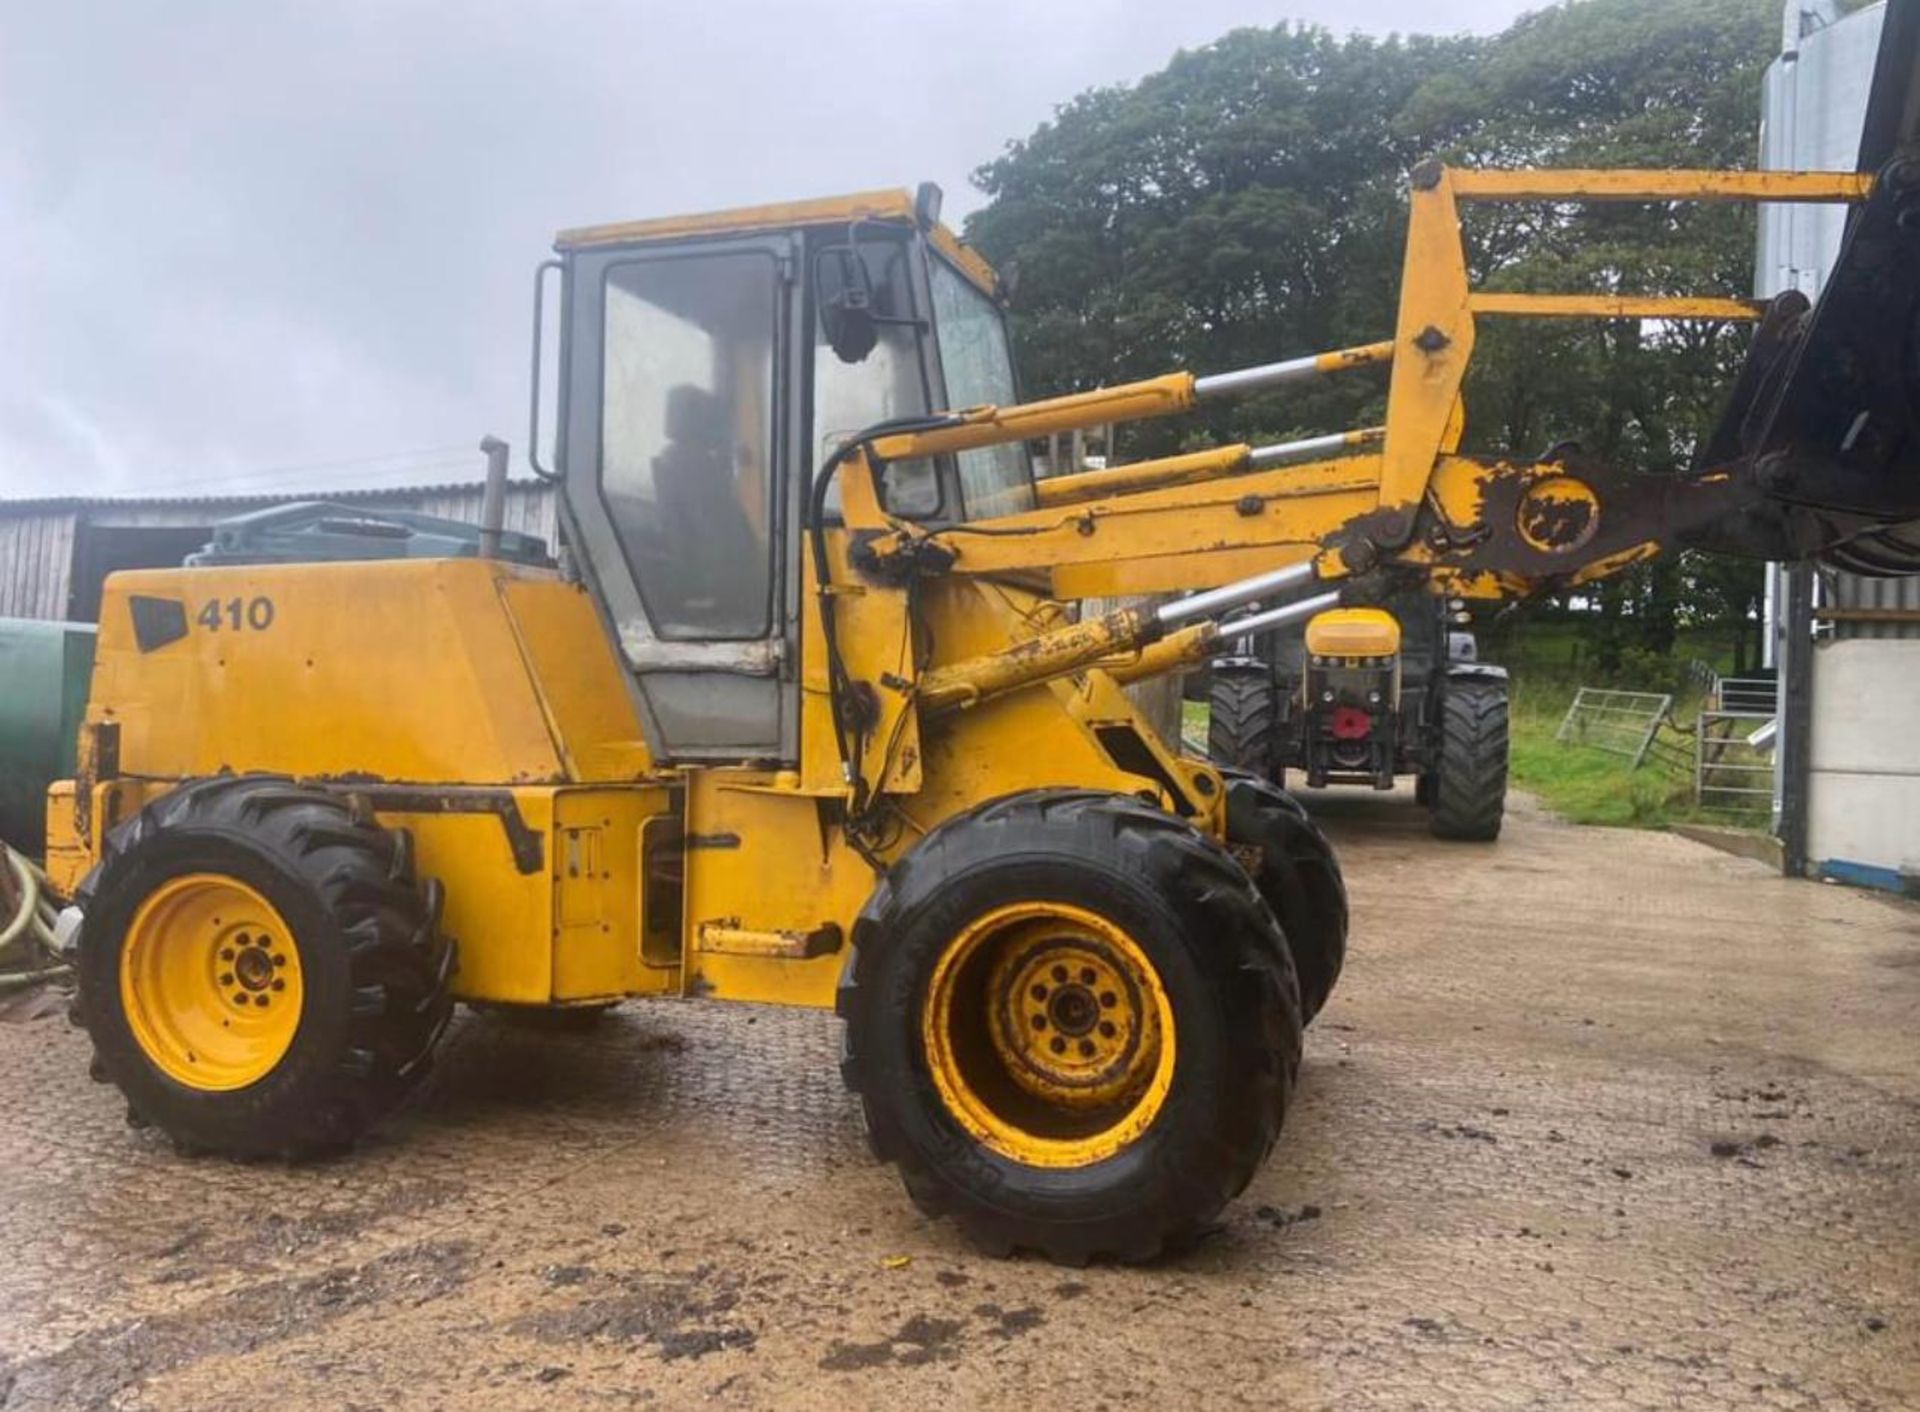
[919,564,1333,718]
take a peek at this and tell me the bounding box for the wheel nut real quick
[1029,984,1047,1001]
[1030,1014,1045,1030]
[271,979,285,993]
[219,973,234,987]
[1080,967,1097,985]
[1049,1037,1066,1055]
[1100,1021,1117,1038]
[1099,991,1117,1008]
[220,948,236,962]
[1051,965,1068,983]
[1078,1039,1095,1057]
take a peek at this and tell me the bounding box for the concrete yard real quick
[1,791,1916,1410]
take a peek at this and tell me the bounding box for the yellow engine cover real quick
[85,557,651,785]
[1304,607,1401,659]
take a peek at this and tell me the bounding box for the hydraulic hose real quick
[0,843,68,990]
[804,411,965,811]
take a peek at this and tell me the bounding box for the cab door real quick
[559,236,800,762]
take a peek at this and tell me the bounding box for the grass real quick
[1499,626,1770,831]
[1179,699,1207,749]
[1506,675,1704,829]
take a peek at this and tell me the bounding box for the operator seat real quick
[648,383,767,634]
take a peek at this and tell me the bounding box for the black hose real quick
[805,414,963,814]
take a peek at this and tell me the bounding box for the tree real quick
[968,24,1470,459]
[966,0,1778,670]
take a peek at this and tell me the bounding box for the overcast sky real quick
[0,0,1543,499]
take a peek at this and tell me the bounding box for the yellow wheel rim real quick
[921,901,1175,1169]
[119,873,305,1091]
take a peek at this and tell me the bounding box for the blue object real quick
[1816,858,1920,897]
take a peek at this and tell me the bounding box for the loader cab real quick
[547,186,1027,765]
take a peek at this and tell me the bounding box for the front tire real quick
[1429,676,1510,841]
[838,790,1302,1264]
[76,775,456,1157]
[1207,666,1280,780]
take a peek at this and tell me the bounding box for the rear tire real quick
[76,775,456,1157]
[1429,677,1510,841]
[1207,667,1279,779]
[1221,773,1348,1023]
[838,790,1301,1264]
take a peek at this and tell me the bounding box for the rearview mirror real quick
[815,245,879,364]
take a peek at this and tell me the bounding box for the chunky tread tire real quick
[1207,668,1280,780]
[1220,773,1348,1024]
[76,774,456,1157]
[1429,678,1510,842]
[837,789,1302,1265]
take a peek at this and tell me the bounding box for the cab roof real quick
[555,188,999,296]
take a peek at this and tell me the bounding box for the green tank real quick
[0,618,96,857]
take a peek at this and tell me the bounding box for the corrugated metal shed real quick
[1826,570,1920,639]
[0,480,558,622]
[0,510,78,620]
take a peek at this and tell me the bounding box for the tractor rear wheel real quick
[1221,773,1348,1024]
[1207,666,1280,780]
[1429,676,1510,841]
[76,775,456,1157]
[838,789,1302,1264]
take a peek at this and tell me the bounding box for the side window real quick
[601,250,777,640]
[930,258,1033,519]
[811,236,940,518]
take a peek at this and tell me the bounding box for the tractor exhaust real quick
[477,435,510,560]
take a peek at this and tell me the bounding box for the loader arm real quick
[842,2,1920,608]
[843,166,1907,605]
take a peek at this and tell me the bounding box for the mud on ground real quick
[1,791,1916,1409]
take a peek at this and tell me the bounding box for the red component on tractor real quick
[1330,705,1373,740]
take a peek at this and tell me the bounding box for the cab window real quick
[600,249,777,640]
[810,234,940,517]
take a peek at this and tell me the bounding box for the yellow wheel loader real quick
[47,7,1920,1262]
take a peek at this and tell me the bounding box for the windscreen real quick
[811,235,939,517]
[930,257,1033,519]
